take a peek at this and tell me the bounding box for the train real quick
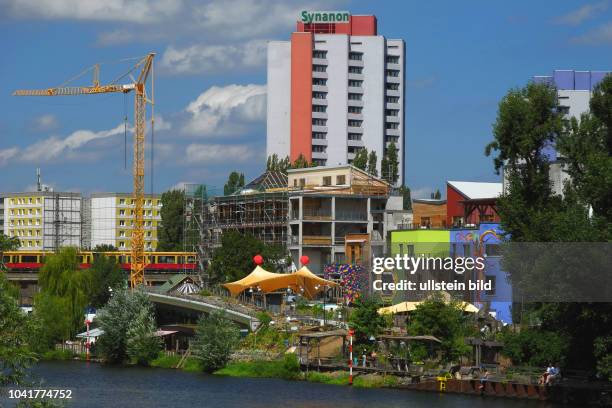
[2,250,198,274]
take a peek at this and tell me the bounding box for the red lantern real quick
[253,254,263,265]
[300,255,310,265]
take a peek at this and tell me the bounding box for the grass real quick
[150,354,181,369]
[306,371,350,385]
[40,349,75,361]
[305,371,399,388]
[215,355,300,380]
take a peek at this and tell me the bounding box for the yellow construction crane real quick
[13,53,156,287]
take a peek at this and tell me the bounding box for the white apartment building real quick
[267,12,405,185]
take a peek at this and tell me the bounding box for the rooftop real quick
[447,181,502,200]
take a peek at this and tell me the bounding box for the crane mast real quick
[13,53,156,287]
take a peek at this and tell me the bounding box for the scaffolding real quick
[42,192,82,251]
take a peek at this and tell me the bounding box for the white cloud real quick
[161,40,267,75]
[0,148,19,166]
[182,84,266,136]
[31,114,59,132]
[571,21,612,44]
[3,0,183,23]
[185,143,256,164]
[554,2,608,26]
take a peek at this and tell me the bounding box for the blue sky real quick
[0,0,610,198]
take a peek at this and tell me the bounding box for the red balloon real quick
[253,254,263,265]
[300,255,310,265]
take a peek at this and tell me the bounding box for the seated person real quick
[546,365,560,385]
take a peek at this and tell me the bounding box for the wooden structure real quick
[298,329,347,366]
[411,199,447,229]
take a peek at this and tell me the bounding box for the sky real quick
[0,0,610,198]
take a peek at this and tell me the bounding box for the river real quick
[1,361,577,408]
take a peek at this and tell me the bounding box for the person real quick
[539,363,553,385]
[546,364,560,385]
[371,351,377,368]
[479,368,490,391]
[362,353,366,368]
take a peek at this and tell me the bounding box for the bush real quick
[40,349,74,361]
[499,328,569,367]
[216,355,300,380]
[126,308,161,366]
[192,311,240,372]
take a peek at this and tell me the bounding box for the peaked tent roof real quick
[223,265,281,296]
[447,181,502,200]
[293,266,338,299]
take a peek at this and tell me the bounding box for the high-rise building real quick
[531,70,610,195]
[267,11,405,185]
[90,193,161,251]
[2,192,82,250]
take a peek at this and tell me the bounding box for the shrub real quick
[192,311,240,372]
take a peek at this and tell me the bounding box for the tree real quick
[431,189,441,200]
[399,185,412,210]
[224,171,245,195]
[96,288,153,363]
[352,148,368,170]
[126,307,161,366]
[367,150,378,176]
[87,254,126,308]
[290,154,311,169]
[349,297,387,344]
[381,142,399,184]
[208,231,288,284]
[498,327,569,367]
[93,244,117,252]
[0,233,20,270]
[0,272,36,392]
[266,154,291,173]
[407,296,474,363]
[157,189,185,251]
[36,247,89,339]
[192,310,240,372]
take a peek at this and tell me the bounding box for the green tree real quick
[157,189,185,251]
[349,297,387,344]
[290,154,312,169]
[0,272,36,391]
[0,233,20,270]
[431,189,441,200]
[352,148,368,170]
[87,254,126,308]
[381,142,399,184]
[399,185,412,210]
[367,150,378,176]
[208,231,288,284]
[407,296,474,363]
[224,171,245,195]
[126,307,161,366]
[36,247,89,339]
[192,310,240,372]
[498,327,569,367]
[30,293,73,351]
[96,288,154,363]
[93,244,118,252]
[266,154,291,173]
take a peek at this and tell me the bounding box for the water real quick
[1,361,573,408]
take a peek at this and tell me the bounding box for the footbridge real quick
[145,290,260,331]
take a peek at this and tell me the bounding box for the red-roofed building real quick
[446,181,502,228]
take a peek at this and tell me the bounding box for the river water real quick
[1,361,576,408]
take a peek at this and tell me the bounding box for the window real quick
[348,93,362,101]
[348,119,362,127]
[119,210,125,216]
[386,109,399,116]
[119,242,125,248]
[386,83,400,90]
[558,106,570,115]
[348,79,363,87]
[312,159,327,166]
[313,64,327,72]
[386,122,399,129]
[452,216,463,227]
[348,66,363,74]
[348,146,362,154]
[299,178,306,187]
[313,50,327,59]
[313,92,327,99]
[119,220,125,226]
[386,55,400,64]
[386,96,399,103]
[313,78,327,86]
[420,217,431,227]
[312,145,326,153]
[312,104,327,112]
[349,52,363,61]
[322,176,332,186]
[147,231,152,237]
[119,231,125,237]
[312,132,326,139]
[399,243,404,256]
[336,175,346,185]
[348,133,361,141]
[386,69,400,77]
[312,118,327,126]
[348,106,362,114]
[119,198,125,205]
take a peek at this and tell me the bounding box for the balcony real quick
[396,223,448,230]
[303,208,332,221]
[336,211,368,221]
[302,235,332,246]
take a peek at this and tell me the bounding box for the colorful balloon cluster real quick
[324,263,366,304]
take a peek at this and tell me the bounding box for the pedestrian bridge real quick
[146,291,260,331]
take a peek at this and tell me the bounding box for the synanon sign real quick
[300,11,350,24]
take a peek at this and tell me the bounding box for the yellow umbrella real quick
[378,299,479,315]
[292,266,338,299]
